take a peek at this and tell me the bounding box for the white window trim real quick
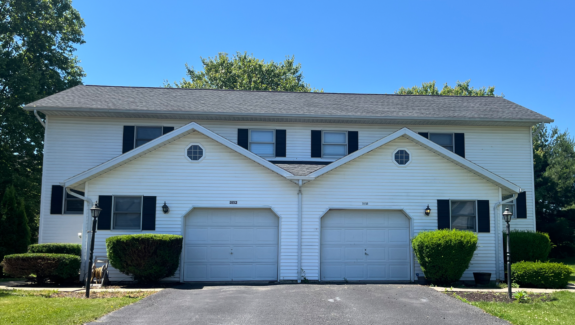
[428,133,455,152]
[111,195,143,231]
[134,126,164,148]
[392,148,412,167]
[63,188,84,215]
[249,129,276,157]
[184,143,205,163]
[321,130,348,159]
[449,200,478,233]
[502,195,517,219]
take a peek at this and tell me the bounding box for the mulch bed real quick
[12,280,181,289]
[447,291,554,303]
[48,291,156,299]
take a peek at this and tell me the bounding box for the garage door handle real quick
[365,252,368,255]
[230,252,233,254]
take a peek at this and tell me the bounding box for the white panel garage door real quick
[184,208,278,281]
[321,210,410,281]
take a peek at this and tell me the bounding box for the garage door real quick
[321,210,410,281]
[184,208,278,281]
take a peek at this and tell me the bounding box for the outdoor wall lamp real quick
[425,205,431,216]
[162,201,170,214]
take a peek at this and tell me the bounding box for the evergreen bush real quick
[0,185,31,276]
[412,229,478,285]
[106,234,183,283]
[503,230,551,263]
[511,261,573,288]
[1,253,81,284]
[28,243,82,256]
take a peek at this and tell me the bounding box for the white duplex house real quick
[25,85,553,283]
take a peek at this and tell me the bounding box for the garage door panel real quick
[321,210,410,281]
[184,209,278,282]
[388,229,409,243]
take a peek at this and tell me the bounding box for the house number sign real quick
[230,201,238,204]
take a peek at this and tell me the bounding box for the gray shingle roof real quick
[272,162,330,176]
[24,85,552,123]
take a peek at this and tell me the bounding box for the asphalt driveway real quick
[90,284,508,325]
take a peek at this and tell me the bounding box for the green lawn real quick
[552,257,575,284]
[0,290,152,325]
[468,291,575,325]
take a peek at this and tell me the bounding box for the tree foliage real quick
[0,185,30,275]
[0,0,85,242]
[166,52,320,92]
[395,80,499,97]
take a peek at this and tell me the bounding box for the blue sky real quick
[74,0,574,132]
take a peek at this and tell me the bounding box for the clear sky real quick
[74,0,574,132]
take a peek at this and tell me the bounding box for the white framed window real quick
[450,200,477,232]
[185,143,205,162]
[64,189,84,214]
[502,194,516,219]
[112,196,143,230]
[322,131,347,158]
[135,126,163,148]
[429,133,454,152]
[249,130,275,157]
[393,148,411,166]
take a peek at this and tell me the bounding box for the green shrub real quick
[511,261,573,288]
[106,234,183,283]
[412,229,478,285]
[503,230,552,263]
[1,253,81,284]
[28,243,82,256]
[541,219,575,258]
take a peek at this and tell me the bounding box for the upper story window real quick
[502,194,516,219]
[451,200,477,232]
[249,130,275,157]
[113,196,142,230]
[322,131,348,158]
[65,189,84,214]
[429,133,454,152]
[136,126,163,147]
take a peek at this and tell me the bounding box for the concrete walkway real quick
[90,284,508,325]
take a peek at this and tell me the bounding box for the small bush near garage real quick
[511,261,573,288]
[1,253,81,284]
[27,243,82,256]
[412,229,478,285]
[503,230,551,263]
[106,234,183,283]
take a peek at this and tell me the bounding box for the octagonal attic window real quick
[393,149,410,166]
[186,144,204,162]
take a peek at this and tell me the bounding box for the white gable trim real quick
[63,122,294,187]
[307,127,522,193]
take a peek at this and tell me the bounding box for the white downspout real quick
[64,186,93,281]
[297,179,302,283]
[34,110,46,128]
[493,191,518,281]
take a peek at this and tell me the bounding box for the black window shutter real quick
[142,196,157,231]
[348,131,359,154]
[477,200,490,233]
[238,129,249,150]
[97,196,113,230]
[454,133,465,158]
[162,126,174,135]
[275,130,286,157]
[418,132,429,139]
[50,185,64,214]
[516,191,527,218]
[122,126,135,153]
[437,200,451,230]
[311,130,322,158]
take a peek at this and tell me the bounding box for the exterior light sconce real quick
[425,205,431,216]
[162,201,170,214]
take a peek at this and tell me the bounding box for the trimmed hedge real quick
[412,229,478,285]
[1,253,81,284]
[106,234,183,283]
[503,230,551,263]
[511,261,573,288]
[28,243,82,256]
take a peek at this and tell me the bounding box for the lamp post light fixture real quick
[424,205,431,216]
[85,201,102,298]
[503,207,513,300]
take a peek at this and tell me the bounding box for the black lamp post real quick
[86,201,102,298]
[503,207,513,300]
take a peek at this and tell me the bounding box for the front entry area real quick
[183,208,278,281]
[320,209,411,281]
